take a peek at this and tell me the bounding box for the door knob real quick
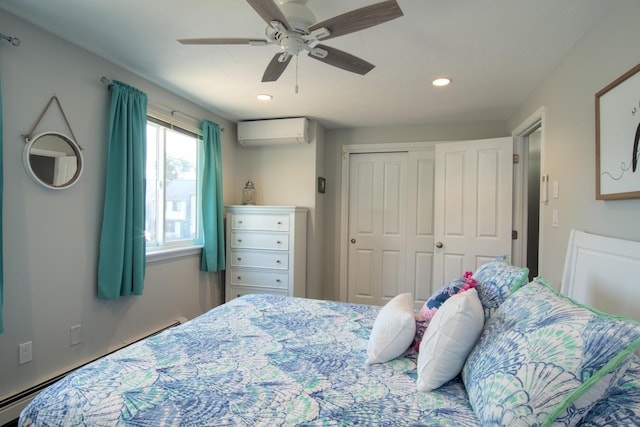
[350,238,356,244]
[435,241,444,248]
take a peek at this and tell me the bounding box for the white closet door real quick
[347,152,407,306]
[405,150,436,308]
[433,138,513,287]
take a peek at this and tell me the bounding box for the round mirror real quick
[23,131,83,190]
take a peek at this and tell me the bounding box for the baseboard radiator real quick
[0,319,184,425]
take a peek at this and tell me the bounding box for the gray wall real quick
[0,10,237,403]
[508,0,640,286]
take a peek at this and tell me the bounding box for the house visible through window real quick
[146,117,202,252]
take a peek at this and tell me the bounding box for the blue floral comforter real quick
[20,294,640,426]
[20,294,477,426]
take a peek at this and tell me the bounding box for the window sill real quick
[146,246,202,264]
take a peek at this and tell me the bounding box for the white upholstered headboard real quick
[561,229,640,322]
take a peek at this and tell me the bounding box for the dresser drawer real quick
[232,214,290,231]
[229,250,289,270]
[230,231,289,250]
[230,268,288,289]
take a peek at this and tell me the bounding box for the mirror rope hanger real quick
[23,95,83,149]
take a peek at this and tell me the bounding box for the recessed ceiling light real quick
[257,94,273,101]
[432,77,451,87]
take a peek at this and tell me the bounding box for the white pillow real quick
[416,288,483,392]
[365,293,416,364]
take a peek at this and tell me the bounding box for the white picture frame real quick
[595,63,640,200]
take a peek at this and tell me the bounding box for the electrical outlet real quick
[19,341,32,365]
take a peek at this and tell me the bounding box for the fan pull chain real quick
[295,55,299,94]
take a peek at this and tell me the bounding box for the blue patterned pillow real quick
[462,278,640,427]
[472,256,528,322]
[579,356,640,426]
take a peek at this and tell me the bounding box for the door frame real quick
[511,106,546,271]
[339,142,437,301]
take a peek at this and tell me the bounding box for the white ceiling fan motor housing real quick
[279,0,316,33]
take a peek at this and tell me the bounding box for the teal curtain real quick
[97,81,148,299]
[200,120,225,272]
[0,66,4,332]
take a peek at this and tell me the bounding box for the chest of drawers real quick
[225,205,307,302]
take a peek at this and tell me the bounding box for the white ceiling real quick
[0,0,616,129]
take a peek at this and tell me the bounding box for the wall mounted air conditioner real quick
[237,117,310,147]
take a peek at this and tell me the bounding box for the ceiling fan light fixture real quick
[257,94,273,101]
[432,77,451,87]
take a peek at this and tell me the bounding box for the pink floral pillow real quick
[412,272,477,352]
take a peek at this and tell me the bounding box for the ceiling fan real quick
[178,0,403,82]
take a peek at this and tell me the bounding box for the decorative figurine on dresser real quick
[225,205,307,302]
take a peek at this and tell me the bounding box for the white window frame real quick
[145,112,204,263]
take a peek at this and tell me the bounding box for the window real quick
[146,117,202,253]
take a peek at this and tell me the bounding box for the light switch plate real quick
[70,324,82,346]
[19,341,32,364]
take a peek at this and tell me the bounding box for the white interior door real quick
[405,150,436,307]
[433,138,513,287]
[347,152,407,306]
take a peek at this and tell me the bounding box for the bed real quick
[20,230,640,426]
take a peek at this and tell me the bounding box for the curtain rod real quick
[100,76,224,132]
[100,76,113,89]
[1,33,20,46]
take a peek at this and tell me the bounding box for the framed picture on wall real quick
[595,63,640,200]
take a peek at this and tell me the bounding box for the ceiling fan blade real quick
[246,0,291,31]
[262,53,293,82]
[309,45,374,75]
[308,0,403,41]
[178,38,268,45]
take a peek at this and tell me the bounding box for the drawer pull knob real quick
[237,294,241,298]
[277,221,282,225]
[276,279,281,283]
[276,241,282,244]
[237,276,242,280]
[276,260,281,264]
[237,257,242,261]
[237,239,242,243]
